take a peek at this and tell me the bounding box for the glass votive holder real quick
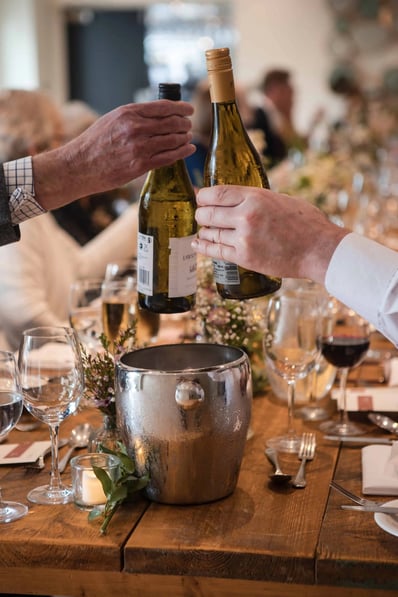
[71,453,119,510]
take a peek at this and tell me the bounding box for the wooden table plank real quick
[317,443,398,591]
[124,392,339,585]
[0,409,149,571]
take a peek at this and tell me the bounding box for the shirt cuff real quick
[325,232,398,329]
[4,157,47,225]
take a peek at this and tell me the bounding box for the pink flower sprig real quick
[80,326,136,418]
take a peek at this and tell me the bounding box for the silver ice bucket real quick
[115,343,252,504]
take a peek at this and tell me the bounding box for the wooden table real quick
[1,337,398,597]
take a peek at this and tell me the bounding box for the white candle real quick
[81,469,106,505]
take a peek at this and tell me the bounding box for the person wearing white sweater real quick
[0,89,141,350]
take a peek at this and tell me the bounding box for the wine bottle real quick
[137,83,197,313]
[204,47,282,300]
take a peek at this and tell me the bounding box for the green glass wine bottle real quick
[204,47,281,300]
[137,83,197,313]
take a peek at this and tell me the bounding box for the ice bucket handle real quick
[175,379,205,410]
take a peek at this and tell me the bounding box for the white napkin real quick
[362,441,398,495]
[387,357,398,386]
[0,441,51,465]
[331,386,398,412]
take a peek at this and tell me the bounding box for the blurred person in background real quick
[0,88,141,351]
[252,68,324,165]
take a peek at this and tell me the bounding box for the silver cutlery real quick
[368,413,398,435]
[58,423,92,473]
[292,432,316,488]
[324,435,394,445]
[264,447,292,485]
[341,504,398,514]
[330,480,386,507]
[25,438,68,470]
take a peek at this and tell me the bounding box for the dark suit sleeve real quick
[0,163,20,246]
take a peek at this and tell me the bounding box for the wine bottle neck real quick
[208,68,235,103]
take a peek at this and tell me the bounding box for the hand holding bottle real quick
[193,184,350,285]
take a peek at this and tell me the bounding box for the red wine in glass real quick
[320,306,370,436]
[320,336,370,369]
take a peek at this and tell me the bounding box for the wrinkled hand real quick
[192,184,349,284]
[33,100,195,209]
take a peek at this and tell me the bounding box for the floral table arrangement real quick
[193,256,268,395]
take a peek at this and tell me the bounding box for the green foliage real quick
[88,442,149,535]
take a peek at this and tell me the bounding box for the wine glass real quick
[104,259,160,346]
[0,350,28,522]
[18,326,84,504]
[101,277,136,352]
[263,290,321,452]
[319,301,370,436]
[69,278,104,352]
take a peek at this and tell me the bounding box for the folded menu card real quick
[362,442,398,495]
[332,387,398,412]
[0,441,51,465]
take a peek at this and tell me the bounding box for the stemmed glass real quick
[319,301,370,436]
[0,351,28,522]
[18,326,84,504]
[101,277,136,352]
[263,290,321,452]
[104,259,160,346]
[69,278,104,352]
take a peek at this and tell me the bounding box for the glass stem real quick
[48,424,62,491]
[338,367,350,425]
[0,487,5,510]
[286,379,296,436]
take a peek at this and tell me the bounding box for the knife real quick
[341,504,398,514]
[324,435,394,445]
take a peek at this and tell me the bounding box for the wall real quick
[0,0,343,129]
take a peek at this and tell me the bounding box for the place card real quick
[331,387,398,412]
[0,441,51,465]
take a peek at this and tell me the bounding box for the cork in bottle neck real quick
[205,48,235,103]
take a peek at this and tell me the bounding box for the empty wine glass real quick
[18,326,84,504]
[263,290,321,452]
[319,301,370,436]
[0,350,28,523]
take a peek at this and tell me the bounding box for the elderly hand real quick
[192,184,350,284]
[33,100,195,210]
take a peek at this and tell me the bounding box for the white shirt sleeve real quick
[325,232,398,346]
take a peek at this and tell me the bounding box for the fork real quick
[330,481,385,507]
[292,432,316,488]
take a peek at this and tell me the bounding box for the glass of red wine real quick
[319,300,370,436]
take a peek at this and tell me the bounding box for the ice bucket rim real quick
[117,343,249,375]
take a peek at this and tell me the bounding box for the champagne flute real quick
[319,301,370,436]
[69,278,104,352]
[104,259,160,346]
[0,350,28,522]
[18,326,84,504]
[263,291,321,452]
[101,277,136,352]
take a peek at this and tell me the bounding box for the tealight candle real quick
[71,453,119,509]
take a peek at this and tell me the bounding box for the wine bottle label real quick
[137,232,197,297]
[137,232,154,295]
[213,260,240,285]
[168,235,197,297]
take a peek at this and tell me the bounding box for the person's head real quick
[61,100,99,142]
[0,88,64,162]
[261,69,294,116]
